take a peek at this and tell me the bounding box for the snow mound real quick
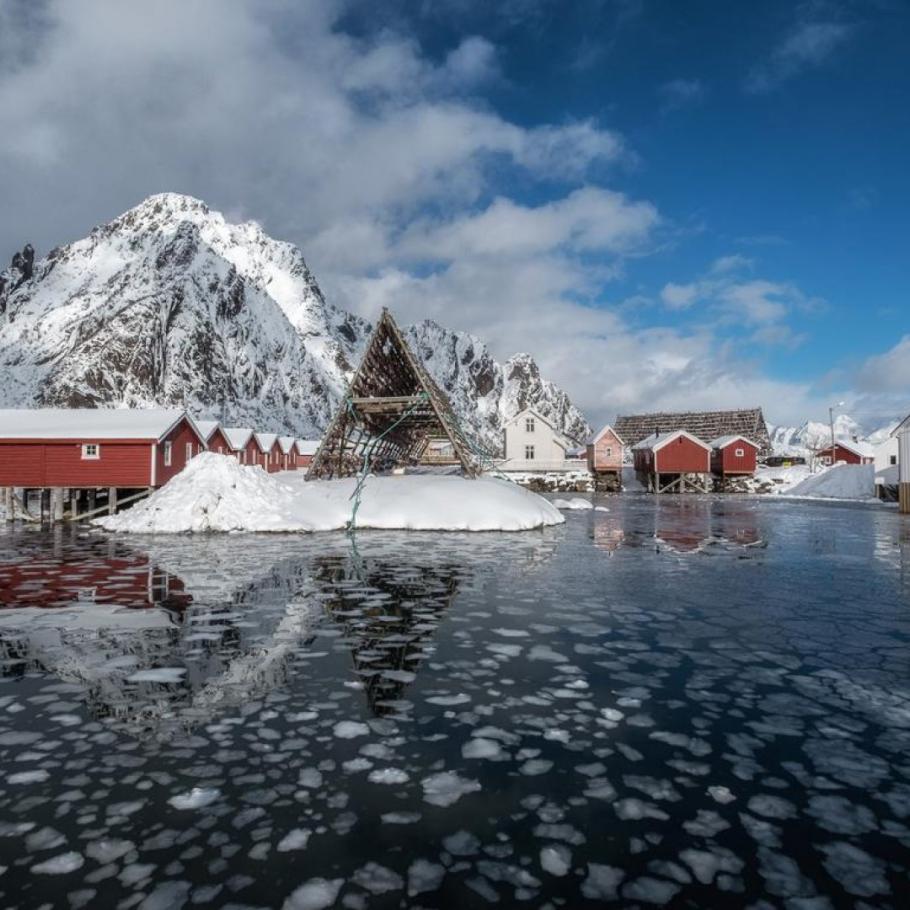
[95,453,564,533]
[785,464,876,501]
[553,497,594,510]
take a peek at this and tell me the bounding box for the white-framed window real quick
[185,442,193,461]
[163,441,172,466]
[734,447,745,457]
[218,446,224,454]
[525,445,535,460]
[605,447,612,458]
[822,455,832,466]
[81,443,100,460]
[525,417,535,433]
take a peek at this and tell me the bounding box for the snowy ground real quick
[1,498,909,906]
[94,453,564,533]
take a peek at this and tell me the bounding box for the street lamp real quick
[828,401,845,466]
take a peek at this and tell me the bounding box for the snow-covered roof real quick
[296,439,320,456]
[588,424,625,446]
[632,430,712,452]
[195,419,220,441]
[0,408,195,442]
[254,432,279,451]
[710,435,759,450]
[820,438,875,459]
[892,413,910,437]
[222,427,254,450]
[278,435,296,454]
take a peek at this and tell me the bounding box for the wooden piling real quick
[108,487,118,516]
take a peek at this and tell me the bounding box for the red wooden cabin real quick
[254,433,283,472]
[0,409,205,489]
[279,436,297,470]
[222,427,258,466]
[296,439,319,469]
[632,430,712,493]
[710,435,759,476]
[586,424,624,475]
[815,440,874,466]
[196,419,232,456]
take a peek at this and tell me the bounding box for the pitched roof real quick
[254,432,279,451]
[710,435,760,450]
[196,419,220,441]
[0,408,196,442]
[632,430,712,452]
[278,435,296,454]
[588,423,625,446]
[892,413,910,437]
[222,427,254,450]
[820,438,875,459]
[296,439,320,456]
[615,408,771,454]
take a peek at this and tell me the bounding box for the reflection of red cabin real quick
[633,430,711,475]
[222,428,258,466]
[815,440,874,466]
[587,425,624,474]
[0,409,205,488]
[710,435,758,476]
[254,433,283,472]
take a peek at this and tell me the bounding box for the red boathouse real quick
[254,433,283,472]
[815,439,874,466]
[196,419,232,456]
[710,435,759,476]
[222,427,258,466]
[632,430,712,493]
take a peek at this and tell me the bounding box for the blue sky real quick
[1,0,907,427]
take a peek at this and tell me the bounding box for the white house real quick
[500,408,576,472]
[893,413,910,513]
[874,434,899,490]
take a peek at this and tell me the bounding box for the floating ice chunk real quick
[518,758,552,776]
[623,876,680,903]
[747,795,795,819]
[10,770,50,784]
[333,721,370,739]
[540,845,571,877]
[624,775,681,801]
[581,864,624,900]
[820,842,889,897]
[614,799,669,821]
[85,839,134,864]
[298,769,323,788]
[282,877,343,910]
[486,644,522,658]
[756,848,813,898]
[442,830,480,856]
[462,738,507,761]
[532,823,586,845]
[679,848,744,884]
[552,497,594,510]
[127,668,186,683]
[31,852,83,874]
[368,768,410,785]
[408,859,445,897]
[382,812,421,825]
[168,788,220,810]
[421,772,481,807]
[807,795,877,834]
[528,645,567,663]
[138,881,191,910]
[25,826,65,852]
[352,862,403,895]
[426,694,472,706]
[277,829,311,852]
[683,810,730,837]
[708,786,736,804]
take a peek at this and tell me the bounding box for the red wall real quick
[0,441,152,487]
[0,444,47,486]
[712,441,757,475]
[588,429,623,473]
[817,444,869,466]
[207,428,232,455]
[654,436,710,473]
[155,418,204,485]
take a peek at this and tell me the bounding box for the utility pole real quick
[829,406,836,466]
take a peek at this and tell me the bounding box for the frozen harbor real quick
[1,497,909,908]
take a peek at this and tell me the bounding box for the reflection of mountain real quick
[312,553,462,717]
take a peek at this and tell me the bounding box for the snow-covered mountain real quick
[0,194,589,450]
[768,413,897,456]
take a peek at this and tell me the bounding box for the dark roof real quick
[614,408,772,455]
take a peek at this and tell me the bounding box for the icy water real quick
[1,497,909,910]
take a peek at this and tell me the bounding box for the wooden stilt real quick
[900,483,910,515]
[3,487,11,521]
[52,488,64,523]
[108,488,118,516]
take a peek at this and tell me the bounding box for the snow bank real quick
[95,453,564,533]
[785,463,876,501]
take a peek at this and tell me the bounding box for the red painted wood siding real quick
[816,444,871,466]
[266,442,283,473]
[0,444,47,486]
[654,436,710,474]
[0,441,152,486]
[587,429,623,472]
[207,428,232,455]
[156,418,204,485]
[712,440,757,475]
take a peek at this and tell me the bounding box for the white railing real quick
[498,458,589,473]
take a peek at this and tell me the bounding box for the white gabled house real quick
[500,408,577,472]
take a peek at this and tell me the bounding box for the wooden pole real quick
[3,488,11,522]
[899,430,910,515]
[108,488,118,516]
[52,488,64,523]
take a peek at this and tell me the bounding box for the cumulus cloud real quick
[747,18,853,93]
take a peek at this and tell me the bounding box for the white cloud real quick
[710,254,752,274]
[747,19,853,93]
[660,282,699,310]
[857,335,910,393]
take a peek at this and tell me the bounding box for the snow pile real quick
[785,464,876,501]
[95,453,564,533]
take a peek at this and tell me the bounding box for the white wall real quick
[874,437,899,472]
[501,410,568,471]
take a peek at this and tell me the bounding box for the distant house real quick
[196,419,232,456]
[615,408,772,456]
[815,439,874,466]
[278,436,298,470]
[254,433,282,472]
[632,430,712,493]
[710,435,759,477]
[0,408,205,489]
[586,424,624,476]
[501,408,574,472]
[296,439,320,469]
[222,427,258,466]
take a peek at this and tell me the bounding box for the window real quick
[891,455,898,466]
[81,443,100,460]
[525,445,535,460]
[822,455,832,466]
[734,447,745,457]
[163,442,172,466]
[605,447,612,458]
[218,446,224,454]
[525,417,535,433]
[185,442,193,462]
